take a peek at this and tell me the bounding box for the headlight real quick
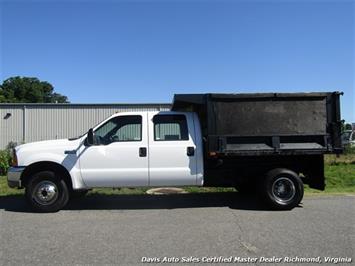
[11,148,18,166]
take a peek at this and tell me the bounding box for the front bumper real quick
[7,166,25,188]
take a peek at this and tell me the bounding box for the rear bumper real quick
[7,166,25,188]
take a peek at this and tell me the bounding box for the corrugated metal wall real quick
[0,104,171,149]
[0,106,23,149]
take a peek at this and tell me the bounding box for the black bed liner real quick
[172,92,342,156]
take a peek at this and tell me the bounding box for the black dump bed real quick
[172,92,342,156]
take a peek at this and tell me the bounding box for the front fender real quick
[21,153,86,190]
[22,152,66,166]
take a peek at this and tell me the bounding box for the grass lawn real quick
[1,154,354,197]
[304,163,355,194]
[0,176,23,196]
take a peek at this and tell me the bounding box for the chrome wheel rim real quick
[33,181,58,205]
[271,177,296,204]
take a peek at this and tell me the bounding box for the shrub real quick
[0,149,11,175]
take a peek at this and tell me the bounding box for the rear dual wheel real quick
[263,168,304,210]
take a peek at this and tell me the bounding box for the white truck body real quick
[9,111,204,190]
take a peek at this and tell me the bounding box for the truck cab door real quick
[78,113,148,187]
[148,112,200,186]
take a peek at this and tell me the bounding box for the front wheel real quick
[25,171,69,212]
[263,168,304,210]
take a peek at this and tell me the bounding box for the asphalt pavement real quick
[0,193,354,265]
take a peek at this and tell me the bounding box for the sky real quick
[0,0,354,122]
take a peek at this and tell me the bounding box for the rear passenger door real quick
[148,112,197,186]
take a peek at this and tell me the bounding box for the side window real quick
[94,115,142,145]
[153,115,189,141]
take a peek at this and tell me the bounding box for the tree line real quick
[0,76,69,103]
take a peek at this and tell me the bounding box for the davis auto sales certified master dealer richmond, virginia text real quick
[141,256,352,264]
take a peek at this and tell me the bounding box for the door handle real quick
[139,147,147,157]
[187,146,195,156]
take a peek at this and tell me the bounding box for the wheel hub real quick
[33,181,58,205]
[271,177,296,204]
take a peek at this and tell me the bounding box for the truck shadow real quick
[0,193,301,212]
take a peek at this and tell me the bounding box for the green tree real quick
[0,76,69,103]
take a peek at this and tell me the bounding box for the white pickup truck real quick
[7,93,342,212]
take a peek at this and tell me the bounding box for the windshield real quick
[68,116,114,141]
[68,133,85,141]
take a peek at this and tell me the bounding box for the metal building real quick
[0,103,171,149]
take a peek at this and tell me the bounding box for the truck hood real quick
[16,138,82,153]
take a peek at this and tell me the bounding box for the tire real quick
[263,168,304,210]
[70,189,89,199]
[25,171,69,212]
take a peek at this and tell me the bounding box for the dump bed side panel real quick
[212,98,326,136]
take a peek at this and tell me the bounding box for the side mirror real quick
[87,128,94,146]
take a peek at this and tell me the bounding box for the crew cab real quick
[8,92,342,212]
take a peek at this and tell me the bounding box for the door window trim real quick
[85,115,143,146]
[153,114,189,141]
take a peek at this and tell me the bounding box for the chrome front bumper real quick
[7,167,25,188]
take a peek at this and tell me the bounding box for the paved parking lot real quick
[0,193,354,265]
